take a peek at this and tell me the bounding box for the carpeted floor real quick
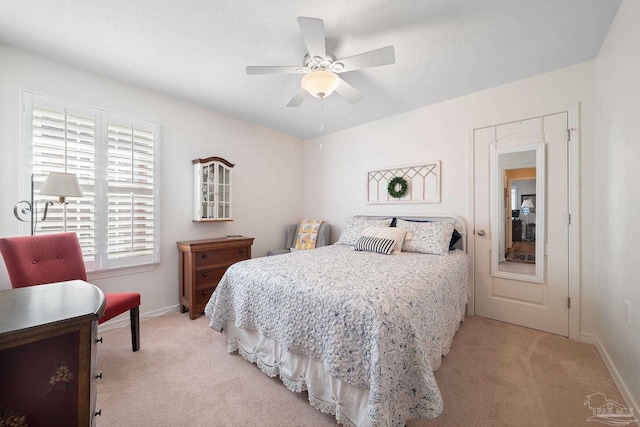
[95,312,628,427]
[506,242,536,263]
[511,241,535,255]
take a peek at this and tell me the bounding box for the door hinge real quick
[568,213,571,225]
[568,297,571,308]
[567,129,571,142]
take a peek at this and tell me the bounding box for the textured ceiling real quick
[0,0,621,140]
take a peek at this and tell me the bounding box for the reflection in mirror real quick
[491,143,545,282]
[500,170,535,275]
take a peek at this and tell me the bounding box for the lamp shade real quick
[301,69,340,98]
[521,198,535,209]
[40,172,84,198]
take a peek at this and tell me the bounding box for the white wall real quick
[0,43,304,317]
[303,61,598,337]
[595,0,640,411]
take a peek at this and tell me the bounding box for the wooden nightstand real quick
[177,236,254,319]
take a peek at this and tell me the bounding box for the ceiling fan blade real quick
[297,17,326,59]
[334,45,395,73]
[334,77,364,104]
[246,66,305,75]
[286,87,308,107]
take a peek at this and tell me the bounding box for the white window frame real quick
[20,91,161,274]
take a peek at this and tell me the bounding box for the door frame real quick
[467,103,580,340]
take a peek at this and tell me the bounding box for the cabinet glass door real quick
[193,157,233,221]
[217,164,231,220]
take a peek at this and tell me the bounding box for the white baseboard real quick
[97,304,180,332]
[579,332,597,346]
[587,334,640,422]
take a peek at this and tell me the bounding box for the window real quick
[22,92,160,272]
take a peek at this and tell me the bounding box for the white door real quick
[474,112,571,336]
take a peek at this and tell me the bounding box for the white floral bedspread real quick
[205,245,469,426]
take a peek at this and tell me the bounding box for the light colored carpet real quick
[511,241,535,255]
[96,312,627,427]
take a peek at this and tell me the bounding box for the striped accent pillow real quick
[353,236,395,255]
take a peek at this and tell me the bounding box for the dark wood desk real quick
[512,220,523,242]
[0,280,106,426]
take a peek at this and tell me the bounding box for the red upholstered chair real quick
[0,232,140,351]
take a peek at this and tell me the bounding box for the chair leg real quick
[130,306,140,352]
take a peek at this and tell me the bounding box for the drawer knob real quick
[202,290,209,295]
[95,372,103,380]
[201,253,208,259]
[239,248,245,253]
[202,272,208,277]
[96,337,103,344]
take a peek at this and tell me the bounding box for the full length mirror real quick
[491,143,545,282]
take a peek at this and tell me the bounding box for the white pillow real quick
[396,219,455,255]
[335,216,393,246]
[360,226,407,254]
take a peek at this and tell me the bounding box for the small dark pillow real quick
[449,229,462,250]
[354,236,395,255]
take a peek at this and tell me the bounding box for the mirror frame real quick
[490,142,545,283]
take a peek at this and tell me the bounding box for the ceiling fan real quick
[246,17,396,107]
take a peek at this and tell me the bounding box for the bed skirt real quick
[221,297,466,427]
[223,320,372,426]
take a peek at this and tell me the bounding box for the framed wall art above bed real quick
[367,162,441,204]
[205,215,468,427]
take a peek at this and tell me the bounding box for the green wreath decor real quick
[387,176,408,199]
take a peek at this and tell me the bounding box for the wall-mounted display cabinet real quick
[193,157,234,222]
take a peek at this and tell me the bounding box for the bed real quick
[205,215,469,426]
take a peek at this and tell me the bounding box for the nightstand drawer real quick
[195,286,216,306]
[195,266,227,286]
[195,247,249,267]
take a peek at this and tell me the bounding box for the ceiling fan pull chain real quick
[317,95,324,150]
[320,96,324,138]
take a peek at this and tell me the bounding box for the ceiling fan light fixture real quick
[301,69,340,98]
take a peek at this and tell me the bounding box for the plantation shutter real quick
[31,104,97,262]
[107,120,155,262]
[24,92,159,272]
